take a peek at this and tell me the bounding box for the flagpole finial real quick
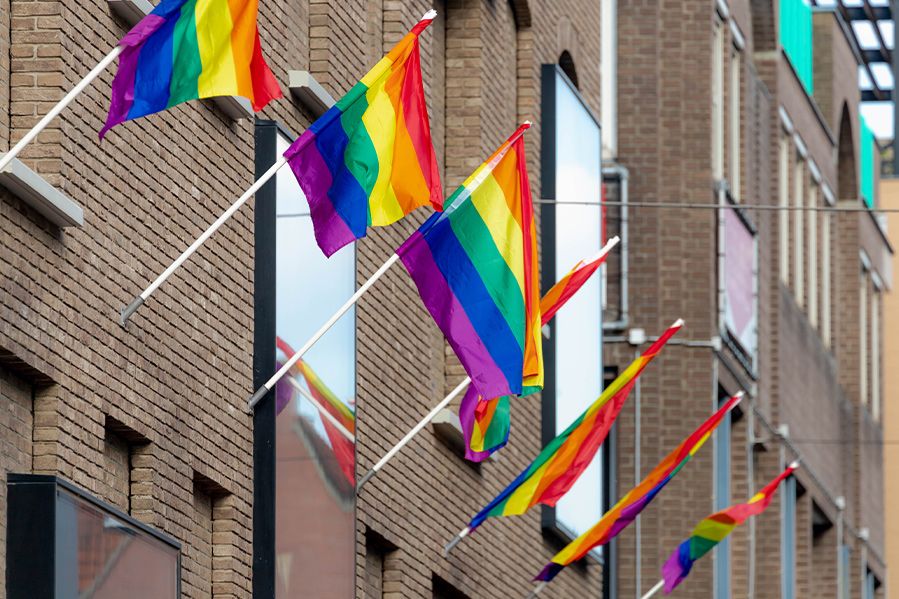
[672,318,685,328]
[422,9,438,21]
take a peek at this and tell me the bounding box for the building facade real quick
[602,0,890,597]
[882,175,899,599]
[0,1,890,598]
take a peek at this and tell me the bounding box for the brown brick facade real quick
[604,1,888,597]
[0,1,888,598]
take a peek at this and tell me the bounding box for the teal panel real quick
[860,113,875,207]
[780,0,814,94]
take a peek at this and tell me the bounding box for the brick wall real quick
[2,0,258,595]
[608,0,887,597]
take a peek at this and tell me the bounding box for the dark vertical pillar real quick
[253,120,278,599]
[539,63,559,534]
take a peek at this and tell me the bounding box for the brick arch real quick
[837,102,857,201]
[559,50,579,89]
[508,0,532,29]
[556,17,580,88]
[750,0,777,52]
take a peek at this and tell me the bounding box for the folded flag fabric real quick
[459,388,511,461]
[285,11,442,257]
[460,240,620,462]
[462,320,682,534]
[276,337,355,483]
[398,123,542,401]
[101,0,282,138]
[534,394,743,583]
[661,462,799,593]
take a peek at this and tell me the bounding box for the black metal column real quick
[253,120,278,599]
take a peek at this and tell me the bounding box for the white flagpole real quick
[524,582,547,599]
[357,235,623,493]
[286,376,355,442]
[356,376,472,491]
[120,156,289,324]
[640,579,665,599]
[0,46,123,172]
[247,253,401,411]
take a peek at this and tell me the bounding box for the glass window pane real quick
[551,69,604,541]
[274,133,356,599]
[60,489,179,599]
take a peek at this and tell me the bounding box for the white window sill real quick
[0,156,83,227]
[108,0,253,120]
[288,71,336,118]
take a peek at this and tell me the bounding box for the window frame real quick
[793,156,805,306]
[539,63,608,550]
[712,20,725,182]
[728,46,741,201]
[6,474,181,599]
[808,183,818,328]
[779,136,790,284]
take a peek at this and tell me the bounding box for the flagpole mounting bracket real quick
[120,296,145,326]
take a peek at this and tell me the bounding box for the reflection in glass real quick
[62,490,178,598]
[274,134,356,599]
[551,70,604,541]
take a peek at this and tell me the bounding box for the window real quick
[822,208,832,347]
[714,391,732,598]
[254,123,357,599]
[808,184,818,327]
[782,474,797,599]
[864,570,881,599]
[871,284,881,420]
[860,266,868,407]
[7,474,180,598]
[840,545,852,599]
[712,21,725,181]
[729,48,741,200]
[540,64,605,543]
[793,158,805,306]
[779,137,790,283]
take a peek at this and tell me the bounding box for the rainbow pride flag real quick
[101,0,281,138]
[276,337,355,483]
[661,462,798,593]
[285,12,442,257]
[398,123,541,400]
[460,240,620,462]
[534,394,742,583]
[459,320,682,536]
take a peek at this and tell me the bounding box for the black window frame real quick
[539,62,610,557]
[6,473,181,599]
[253,119,359,599]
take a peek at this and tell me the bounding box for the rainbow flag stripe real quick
[662,463,798,593]
[276,337,355,431]
[460,241,618,462]
[398,124,542,400]
[460,388,511,461]
[535,395,742,583]
[285,13,442,257]
[466,321,682,532]
[101,0,281,138]
[276,337,355,483]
